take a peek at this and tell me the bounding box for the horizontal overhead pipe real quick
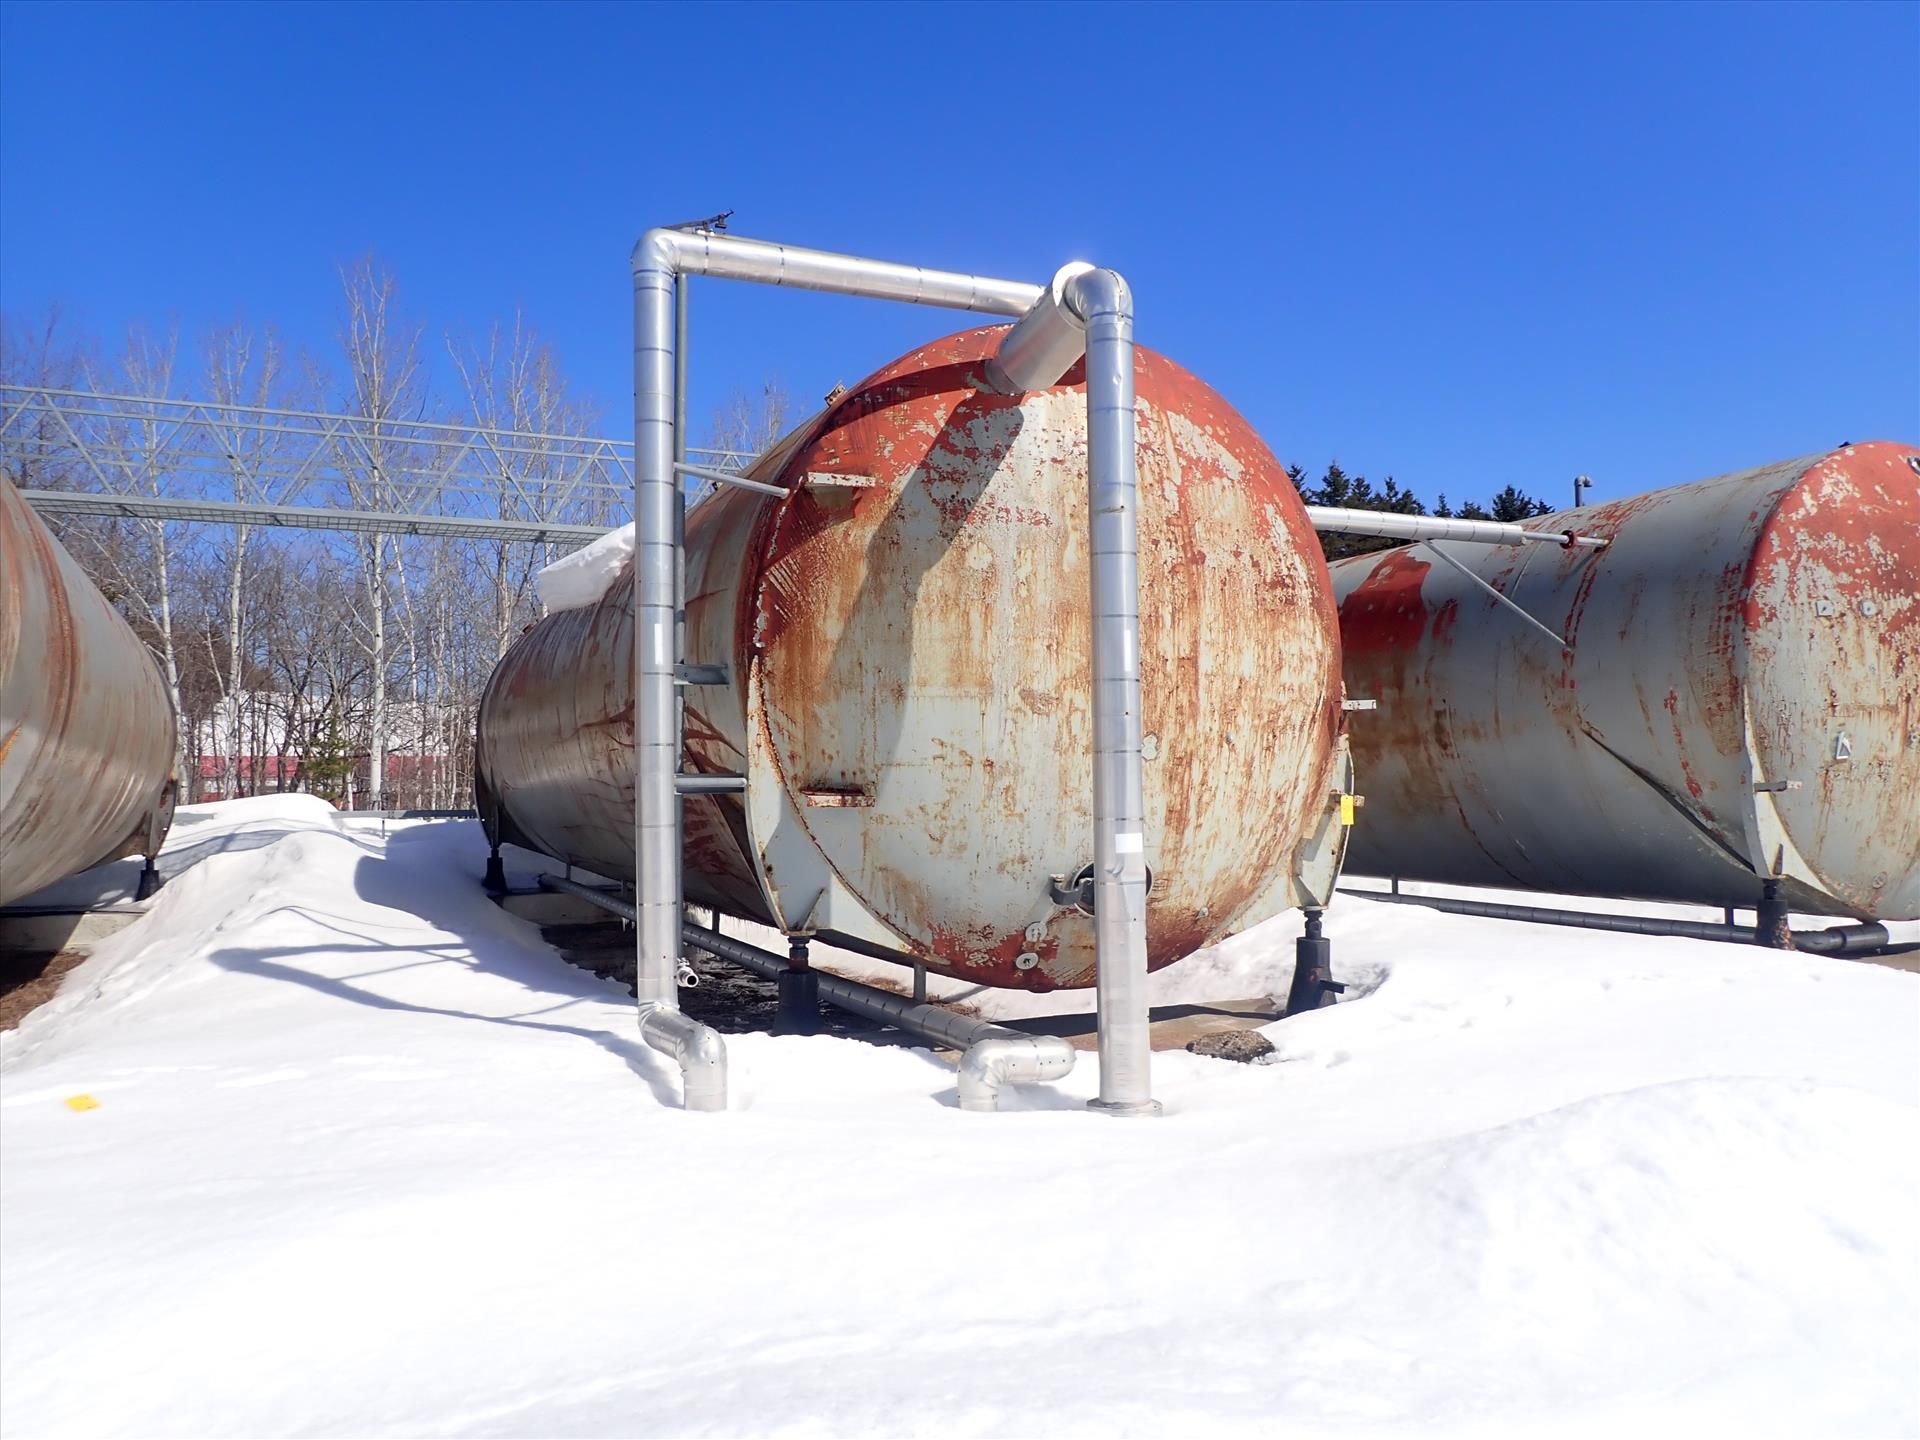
[633,229,1043,316]
[678,923,1076,1113]
[1339,887,1899,956]
[1305,507,1608,548]
[536,874,727,1110]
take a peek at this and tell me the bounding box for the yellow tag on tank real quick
[1339,794,1356,827]
[63,1094,100,1112]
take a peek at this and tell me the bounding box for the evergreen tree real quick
[1288,461,1556,560]
[1488,484,1553,521]
[302,715,354,805]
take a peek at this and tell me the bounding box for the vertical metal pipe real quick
[673,275,689,471]
[671,271,691,978]
[633,244,682,1011]
[1068,269,1159,1117]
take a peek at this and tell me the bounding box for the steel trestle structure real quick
[0,383,753,542]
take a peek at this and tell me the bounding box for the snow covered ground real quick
[3,797,1916,1438]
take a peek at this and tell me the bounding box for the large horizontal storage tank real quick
[478,326,1348,990]
[1,481,178,906]
[1332,443,1920,920]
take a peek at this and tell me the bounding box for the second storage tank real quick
[1332,443,1920,919]
[479,326,1349,990]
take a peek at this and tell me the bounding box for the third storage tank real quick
[1332,443,1920,919]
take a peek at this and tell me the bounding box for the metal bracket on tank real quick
[1049,862,1154,916]
[675,662,730,686]
[673,459,787,498]
[1421,540,1570,652]
[798,472,878,514]
[1049,866,1096,914]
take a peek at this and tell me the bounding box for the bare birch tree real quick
[72,327,191,783]
[448,313,600,657]
[333,258,424,807]
[200,321,306,796]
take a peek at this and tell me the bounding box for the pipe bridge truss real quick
[0,384,753,544]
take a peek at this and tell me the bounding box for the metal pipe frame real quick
[630,227,1155,1117]
[1306,506,1608,548]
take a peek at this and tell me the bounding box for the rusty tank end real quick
[477,326,1346,990]
[1332,443,1920,920]
[0,481,178,907]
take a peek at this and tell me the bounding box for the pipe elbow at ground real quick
[639,1003,728,1112]
[957,1035,1077,1112]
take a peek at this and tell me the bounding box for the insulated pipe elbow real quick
[985,261,1095,395]
[638,1002,728,1113]
[1061,266,1134,328]
[631,227,688,276]
[957,1035,1078,1113]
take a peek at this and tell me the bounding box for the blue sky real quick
[2,0,1914,507]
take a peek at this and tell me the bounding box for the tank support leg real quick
[1285,908,1345,1016]
[481,794,508,893]
[1755,880,1794,950]
[134,800,166,901]
[777,938,822,1036]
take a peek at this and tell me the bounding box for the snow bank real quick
[536,522,633,611]
[3,803,1916,1438]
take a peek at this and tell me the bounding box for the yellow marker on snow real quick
[63,1094,100,1112]
[1339,794,1356,827]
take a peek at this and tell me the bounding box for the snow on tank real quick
[478,325,1347,990]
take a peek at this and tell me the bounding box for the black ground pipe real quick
[1338,888,1898,958]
